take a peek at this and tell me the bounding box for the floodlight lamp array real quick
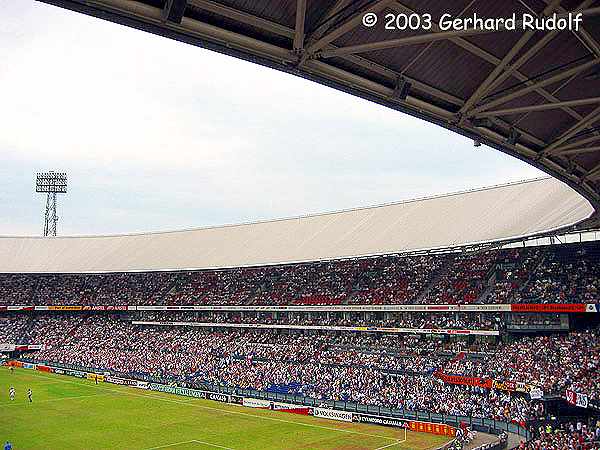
[35,172,68,193]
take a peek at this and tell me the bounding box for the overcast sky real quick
[0,1,544,236]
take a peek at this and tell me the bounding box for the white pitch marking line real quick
[22,370,399,443]
[190,440,234,450]
[144,439,234,450]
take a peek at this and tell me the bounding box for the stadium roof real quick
[0,178,593,273]
[37,0,600,222]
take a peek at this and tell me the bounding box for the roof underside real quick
[36,0,600,223]
[0,178,592,272]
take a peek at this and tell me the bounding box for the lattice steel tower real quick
[36,171,68,237]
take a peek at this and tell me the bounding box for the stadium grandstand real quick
[2,178,600,449]
[2,1,600,450]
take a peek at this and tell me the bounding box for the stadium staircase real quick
[156,277,182,304]
[515,249,550,300]
[475,279,496,304]
[414,258,454,303]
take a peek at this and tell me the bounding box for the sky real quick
[0,1,544,236]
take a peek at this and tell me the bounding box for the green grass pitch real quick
[1,367,451,449]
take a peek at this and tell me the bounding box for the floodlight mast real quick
[35,171,68,237]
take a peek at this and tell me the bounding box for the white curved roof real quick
[0,178,593,273]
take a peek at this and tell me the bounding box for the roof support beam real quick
[163,0,187,24]
[305,0,393,55]
[189,0,463,108]
[185,0,593,140]
[585,161,600,181]
[561,146,600,156]
[320,28,502,58]
[389,1,586,126]
[187,0,293,37]
[543,0,600,57]
[473,97,600,118]
[468,58,600,116]
[544,105,600,155]
[482,32,558,99]
[293,0,307,52]
[460,31,536,115]
[459,0,562,115]
[307,0,353,43]
[553,135,600,153]
[576,6,600,17]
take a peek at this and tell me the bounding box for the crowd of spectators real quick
[1,242,598,307]
[441,328,600,401]
[518,245,600,304]
[522,421,600,449]
[3,311,598,406]
[422,252,497,304]
[0,313,85,346]
[22,315,537,423]
[1,313,594,427]
[483,249,542,304]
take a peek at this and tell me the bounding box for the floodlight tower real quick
[36,171,68,237]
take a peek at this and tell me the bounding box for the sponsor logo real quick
[47,306,83,311]
[493,380,517,392]
[510,303,587,313]
[354,414,408,428]
[65,369,87,378]
[105,376,137,386]
[149,383,208,400]
[436,373,493,389]
[208,392,229,403]
[313,407,352,422]
[242,398,271,409]
[230,395,243,405]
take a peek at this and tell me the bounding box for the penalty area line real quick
[373,427,407,450]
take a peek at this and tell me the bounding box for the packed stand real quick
[422,252,497,304]
[4,313,565,424]
[1,242,599,307]
[522,420,600,450]
[518,243,600,304]
[441,328,600,401]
